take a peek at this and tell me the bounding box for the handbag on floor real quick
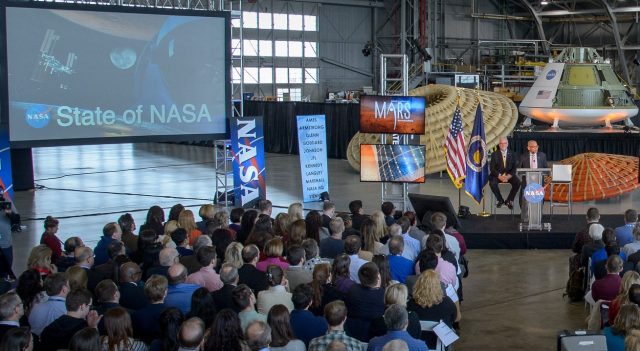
[557,330,606,351]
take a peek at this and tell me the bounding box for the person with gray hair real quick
[382,340,409,351]
[239,244,269,294]
[0,292,23,340]
[178,317,206,351]
[212,263,240,311]
[165,263,200,314]
[581,223,606,268]
[366,304,427,351]
[245,319,271,351]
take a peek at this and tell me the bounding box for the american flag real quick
[444,106,466,189]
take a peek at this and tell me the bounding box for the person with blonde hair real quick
[162,220,179,248]
[288,203,304,222]
[27,245,57,277]
[407,270,457,328]
[197,204,219,233]
[288,219,307,248]
[360,219,383,259]
[224,242,244,269]
[371,211,389,243]
[256,238,289,272]
[370,283,420,339]
[609,271,640,325]
[178,210,202,245]
[625,329,640,351]
[604,303,640,351]
[66,266,88,291]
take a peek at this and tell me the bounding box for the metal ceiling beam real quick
[538,6,640,17]
[517,0,549,54]
[295,0,385,8]
[599,0,631,84]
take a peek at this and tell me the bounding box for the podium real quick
[516,168,551,232]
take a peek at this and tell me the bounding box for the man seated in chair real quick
[489,136,520,210]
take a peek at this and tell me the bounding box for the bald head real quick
[179,317,205,349]
[168,263,188,284]
[159,248,180,267]
[246,320,271,351]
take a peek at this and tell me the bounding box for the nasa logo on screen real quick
[25,105,51,129]
[524,183,545,204]
[546,69,557,80]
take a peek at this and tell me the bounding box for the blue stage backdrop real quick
[297,115,329,202]
[230,116,266,208]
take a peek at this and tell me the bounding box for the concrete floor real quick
[10,142,630,350]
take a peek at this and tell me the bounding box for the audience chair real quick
[419,320,446,351]
[490,182,515,217]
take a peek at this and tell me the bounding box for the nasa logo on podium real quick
[524,183,545,204]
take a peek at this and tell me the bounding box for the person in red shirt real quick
[40,216,62,264]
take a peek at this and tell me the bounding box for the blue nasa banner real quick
[0,132,14,200]
[230,116,266,208]
[297,115,329,202]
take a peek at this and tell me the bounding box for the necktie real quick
[502,154,506,168]
[531,154,537,169]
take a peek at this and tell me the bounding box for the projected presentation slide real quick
[360,144,426,183]
[359,95,426,134]
[4,4,229,145]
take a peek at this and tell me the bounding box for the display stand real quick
[516,167,551,232]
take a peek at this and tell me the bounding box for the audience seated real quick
[131,274,168,344]
[93,240,130,284]
[322,202,336,229]
[591,255,624,304]
[238,244,269,294]
[0,292,24,341]
[360,219,384,260]
[118,262,148,311]
[150,307,183,351]
[285,245,312,291]
[186,288,216,329]
[321,218,346,260]
[204,309,248,351]
[332,254,355,295]
[119,213,139,257]
[94,279,121,319]
[308,300,363,351]
[615,209,637,247]
[386,236,414,284]
[344,236,368,284]
[181,236,212,275]
[407,270,457,328]
[381,202,396,227]
[40,289,101,351]
[212,263,239,311]
[178,210,202,246]
[267,304,305,351]
[185,246,222,292]
[15,270,46,327]
[40,216,62,264]
[196,204,218,234]
[367,304,427,351]
[344,262,385,342]
[256,238,289,272]
[57,237,84,272]
[290,284,328,346]
[29,272,69,337]
[425,235,458,290]
[177,317,205,351]
[224,242,245,269]
[101,307,148,351]
[95,222,123,266]
[237,210,259,245]
[349,200,366,231]
[369,283,421,340]
[257,265,293,314]
[139,206,165,240]
[573,207,601,255]
[581,223,605,268]
[303,239,329,273]
[145,248,179,280]
[233,284,266,331]
[306,211,330,244]
[603,303,640,351]
[372,255,395,290]
[428,213,461,262]
[592,228,627,275]
[27,245,57,278]
[309,263,342,317]
[229,208,244,234]
[75,246,102,292]
[171,228,194,258]
[66,266,88,292]
[245,320,271,351]
[165,264,199,314]
[0,327,33,351]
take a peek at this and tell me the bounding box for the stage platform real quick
[461,214,622,249]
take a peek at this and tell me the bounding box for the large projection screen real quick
[2,3,230,147]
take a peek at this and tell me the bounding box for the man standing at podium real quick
[489,137,520,210]
[519,140,548,221]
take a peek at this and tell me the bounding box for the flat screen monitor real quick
[359,95,426,134]
[360,144,426,183]
[408,193,461,230]
[2,2,230,147]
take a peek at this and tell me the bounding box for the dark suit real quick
[211,284,236,312]
[238,264,268,294]
[118,282,148,310]
[132,303,166,343]
[489,150,520,203]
